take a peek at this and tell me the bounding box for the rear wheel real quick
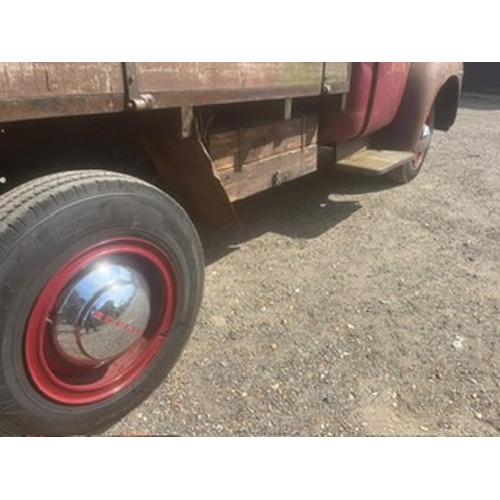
[0,170,204,435]
[389,106,435,184]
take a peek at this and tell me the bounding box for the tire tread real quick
[0,169,204,436]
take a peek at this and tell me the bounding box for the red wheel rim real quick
[24,237,177,405]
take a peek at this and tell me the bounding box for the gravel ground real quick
[106,93,500,436]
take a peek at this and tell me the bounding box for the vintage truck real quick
[0,62,463,435]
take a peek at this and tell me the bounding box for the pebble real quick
[452,336,465,350]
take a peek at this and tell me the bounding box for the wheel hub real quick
[24,238,177,405]
[54,261,151,363]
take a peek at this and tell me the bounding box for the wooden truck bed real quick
[0,62,350,123]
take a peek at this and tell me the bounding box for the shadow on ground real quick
[460,93,500,111]
[199,170,398,266]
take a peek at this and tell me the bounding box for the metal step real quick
[336,148,414,176]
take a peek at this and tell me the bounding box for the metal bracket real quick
[181,106,194,138]
[321,63,330,94]
[122,62,155,111]
[284,98,293,120]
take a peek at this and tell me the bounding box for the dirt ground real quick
[107,93,500,436]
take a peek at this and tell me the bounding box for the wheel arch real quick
[434,75,461,131]
[373,62,463,152]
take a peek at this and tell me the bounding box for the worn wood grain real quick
[323,62,351,93]
[0,63,124,99]
[136,63,349,107]
[209,116,318,174]
[208,115,318,200]
[222,145,318,201]
[0,63,350,123]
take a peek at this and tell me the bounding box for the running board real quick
[336,148,414,176]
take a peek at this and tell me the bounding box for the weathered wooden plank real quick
[209,116,318,174]
[239,119,302,165]
[140,133,238,226]
[209,130,239,173]
[222,145,318,201]
[336,147,414,175]
[0,63,124,99]
[323,62,351,93]
[0,63,125,122]
[0,63,350,124]
[136,63,349,107]
[138,62,324,93]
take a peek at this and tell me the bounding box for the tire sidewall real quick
[0,188,203,435]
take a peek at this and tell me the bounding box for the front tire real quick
[0,170,204,435]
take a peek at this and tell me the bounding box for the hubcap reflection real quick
[24,238,177,405]
[54,261,151,363]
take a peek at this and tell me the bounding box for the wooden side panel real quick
[324,62,351,93]
[136,63,327,107]
[0,62,125,122]
[222,146,318,201]
[209,116,318,201]
[0,63,124,99]
[209,131,239,173]
[0,63,350,124]
[141,134,238,227]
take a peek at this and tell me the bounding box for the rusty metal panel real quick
[375,62,463,151]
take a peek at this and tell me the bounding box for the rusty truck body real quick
[0,62,463,435]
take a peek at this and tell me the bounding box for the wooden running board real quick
[336,148,414,176]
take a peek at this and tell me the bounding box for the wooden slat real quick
[239,119,303,164]
[223,145,317,201]
[323,63,351,93]
[0,63,124,99]
[337,148,414,175]
[0,63,125,122]
[209,131,239,173]
[137,62,324,94]
[208,114,319,200]
[209,116,319,174]
[136,63,350,108]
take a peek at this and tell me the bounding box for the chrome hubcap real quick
[54,259,151,363]
[412,114,434,169]
[421,123,431,140]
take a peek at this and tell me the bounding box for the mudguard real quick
[375,62,463,152]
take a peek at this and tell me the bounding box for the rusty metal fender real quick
[140,131,239,228]
[375,62,463,152]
